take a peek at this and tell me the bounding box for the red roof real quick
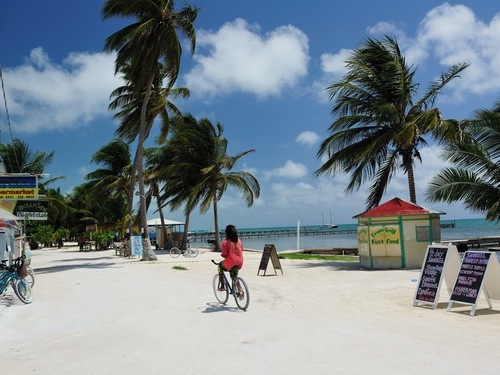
[355,197,439,218]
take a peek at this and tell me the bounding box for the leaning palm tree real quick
[159,115,261,249]
[426,101,500,221]
[102,0,198,260]
[315,36,469,210]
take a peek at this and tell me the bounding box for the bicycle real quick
[170,241,199,258]
[211,259,249,311]
[207,239,217,252]
[0,255,34,304]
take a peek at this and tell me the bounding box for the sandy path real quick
[1,247,500,374]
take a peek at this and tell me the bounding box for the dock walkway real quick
[189,228,357,242]
[441,236,500,249]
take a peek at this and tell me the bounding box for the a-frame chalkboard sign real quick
[447,251,500,316]
[413,243,461,309]
[257,244,283,276]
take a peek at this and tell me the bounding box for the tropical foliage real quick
[426,101,500,221]
[315,36,469,210]
[157,114,261,249]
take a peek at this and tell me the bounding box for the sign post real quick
[131,236,144,257]
[447,251,500,316]
[257,244,283,276]
[413,243,461,309]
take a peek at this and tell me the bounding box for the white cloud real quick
[295,131,320,148]
[319,4,500,105]
[263,160,308,181]
[183,19,310,98]
[4,47,121,133]
[320,48,351,78]
[410,3,500,96]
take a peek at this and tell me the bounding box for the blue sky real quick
[0,1,499,230]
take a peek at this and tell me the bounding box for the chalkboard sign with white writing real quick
[449,251,491,305]
[414,246,448,304]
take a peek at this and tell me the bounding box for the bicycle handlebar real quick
[0,255,25,272]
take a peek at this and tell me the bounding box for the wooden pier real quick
[440,221,456,228]
[189,228,357,242]
[190,221,459,242]
[441,236,500,249]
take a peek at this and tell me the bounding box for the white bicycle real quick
[169,242,199,258]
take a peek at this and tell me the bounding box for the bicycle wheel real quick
[213,274,229,304]
[25,266,35,288]
[234,277,250,311]
[170,247,181,258]
[13,277,33,304]
[191,247,199,258]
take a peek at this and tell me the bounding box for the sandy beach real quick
[1,246,500,374]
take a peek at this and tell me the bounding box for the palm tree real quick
[315,36,469,210]
[85,139,133,234]
[426,101,500,221]
[158,115,261,249]
[85,139,133,201]
[109,63,189,144]
[0,138,66,224]
[102,0,198,260]
[0,138,59,186]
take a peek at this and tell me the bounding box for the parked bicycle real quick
[170,241,199,258]
[0,255,33,304]
[207,239,217,252]
[211,259,249,310]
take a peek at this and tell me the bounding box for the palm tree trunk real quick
[407,163,417,204]
[213,191,220,252]
[138,77,157,261]
[127,147,141,240]
[182,213,190,250]
[156,187,167,250]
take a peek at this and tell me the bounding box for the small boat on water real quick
[320,209,338,229]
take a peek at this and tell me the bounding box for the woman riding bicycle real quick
[217,225,244,294]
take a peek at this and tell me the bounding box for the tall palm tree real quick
[315,36,469,210]
[102,0,198,260]
[426,101,500,221]
[158,115,261,249]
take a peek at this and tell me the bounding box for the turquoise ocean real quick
[190,218,499,252]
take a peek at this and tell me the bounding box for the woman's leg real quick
[218,262,226,291]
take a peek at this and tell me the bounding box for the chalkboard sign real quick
[257,244,283,276]
[414,246,448,304]
[413,244,461,309]
[449,251,491,305]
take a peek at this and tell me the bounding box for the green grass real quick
[279,253,359,262]
[172,265,188,270]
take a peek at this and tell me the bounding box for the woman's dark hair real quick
[225,225,238,243]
